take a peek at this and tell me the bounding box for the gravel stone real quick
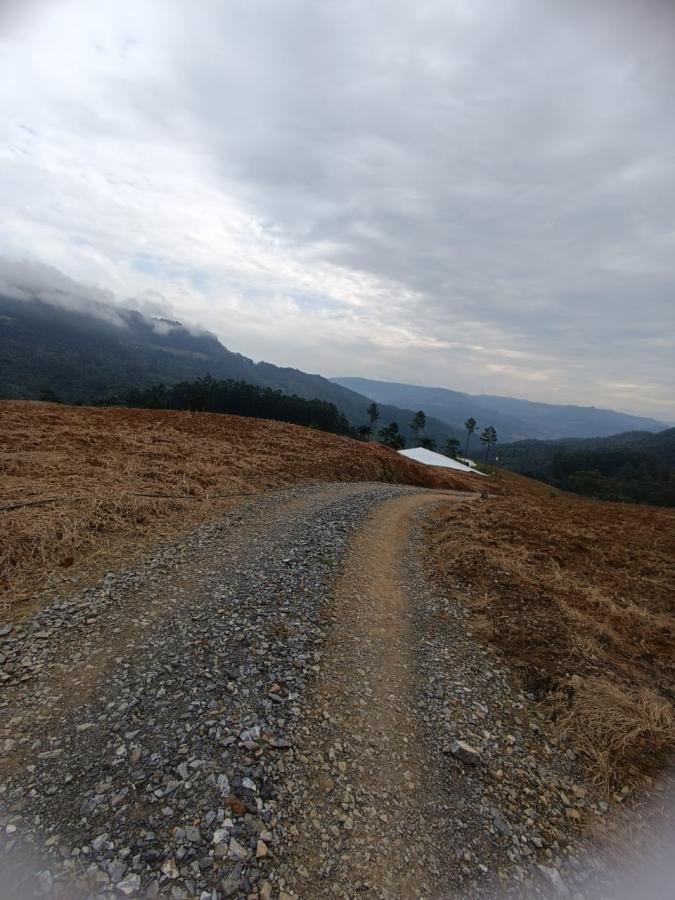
[0,483,645,898]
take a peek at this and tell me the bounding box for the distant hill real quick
[332,376,667,442]
[0,294,460,447]
[498,428,675,473]
[497,428,675,506]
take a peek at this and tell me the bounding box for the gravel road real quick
[0,482,621,898]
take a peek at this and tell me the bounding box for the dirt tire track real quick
[277,492,462,898]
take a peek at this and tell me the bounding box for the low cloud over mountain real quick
[1,1,673,418]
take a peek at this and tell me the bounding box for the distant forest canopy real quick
[499,429,675,506]
[92,376,355,436]
[551,448,674,506]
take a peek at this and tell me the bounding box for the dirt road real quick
[0,482,618,898]
[278,494,457,898]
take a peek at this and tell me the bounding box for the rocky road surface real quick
[0,483,626,898]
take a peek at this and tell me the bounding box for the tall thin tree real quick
[379,421,405,450]
[359,402,380,442]
[479,425,498,463]
[464,417,477,459]
[410,410,427,445]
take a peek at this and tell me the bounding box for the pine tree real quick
[410,410,427,445]
[445,437,461,458]
[479,425,498,463]
[379,421,405,450]
[464,417,477,459]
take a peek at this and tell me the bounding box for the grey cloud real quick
[160,2,675,321]
[1,0,674,416]
[0,258,126,327]
[0,259,209,339]
[125,291,173,319]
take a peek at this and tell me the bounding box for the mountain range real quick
[0,294,458,446]
[0,292,667,444]
[332,377,667,442]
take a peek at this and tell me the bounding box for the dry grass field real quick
[0,400,475,613]
[425,468,675,786]
[4,399,672,789]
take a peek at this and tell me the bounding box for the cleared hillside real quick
[425,468,675,785]
[0,401,475,610]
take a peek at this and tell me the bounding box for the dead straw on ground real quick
[425,468,675,786]
[1,400,475,612]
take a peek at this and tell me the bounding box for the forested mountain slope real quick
[497,428,675,505]
[0,295,460,445]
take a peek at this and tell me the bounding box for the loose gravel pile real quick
[0,483,415,898]
[268,497,623,900]
[0,482,659,899]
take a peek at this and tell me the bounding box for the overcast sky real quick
[1,0,674,418]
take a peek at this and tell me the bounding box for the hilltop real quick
[2,402,672,899]
[0,400,474,607]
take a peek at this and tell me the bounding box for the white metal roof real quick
[398,446,486,474]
